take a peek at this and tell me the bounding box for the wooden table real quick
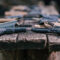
[0,32,47,60]
[0,2,60,60]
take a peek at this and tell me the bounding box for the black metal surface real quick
[0,27,26,36]
[31,28,60,34]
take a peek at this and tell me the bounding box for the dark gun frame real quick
[31,28,60,34]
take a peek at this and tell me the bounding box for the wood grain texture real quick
[0,2,59,60]
[48,34,60,51]
[0,34,18,50]
[0,34,18,43]
[18,31,46,42]
[48,34,60,44]
[0,31,47,49]
[17,31,47,49]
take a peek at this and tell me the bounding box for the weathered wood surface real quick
[0,3,60,60]
[48,34,60,51]
[17,31,47,49]
[0,34,18,50]
[0,34,17,42]
[0,32,47,50]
